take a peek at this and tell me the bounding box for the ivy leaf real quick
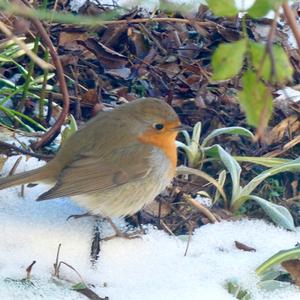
[249,42,269,80]
[239,70,273,127]
[249,42,293,84]
[272,45,293,83]
[248,0,283,18]
[212,39,246,80]
[207,0,238,17]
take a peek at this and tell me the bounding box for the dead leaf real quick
[101,25,127,49]
[282,259,300,286]
[81,89,100,106]
[78,0,107,15]
[106,68,131,80]
[13,17,31,35]
[128,28,149,58]
[78,38,128,69]
[266,115,300,145]
[234,241,256,252]
[59,31,89,50]
[74,284,108,300]
[0,157,7,172]
[59,54,78,67]
[144,199,171,218]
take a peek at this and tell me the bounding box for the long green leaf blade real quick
[249,195,295,231]
[202,126,253,147]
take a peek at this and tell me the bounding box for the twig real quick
[160,220,176,236]
[183,194,218,224]
[255,9,279,141]
[282,2,300,58]
[0,140,53,160]
[256,9,279,80]
[57,261,86,285]
[53,243,62,277]
[8,156,22,176]
[138,24,168,55]
[0,20,53,69]
[184,225,193,257]
[26,260,36,280]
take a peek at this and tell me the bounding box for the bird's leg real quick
[102,217,144,241]
[67,214,144,240]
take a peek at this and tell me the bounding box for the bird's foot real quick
[66,212,95,221]
[102,217,145,241]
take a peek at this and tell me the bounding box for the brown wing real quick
[37,147,152,201]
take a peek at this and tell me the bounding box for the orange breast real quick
[138,121,179,172]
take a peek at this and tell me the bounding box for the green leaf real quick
[212,39,246,80]
[256,245,300,276]
[207,0,238,17]
[259,268,286,282]
[31,73,55,84]
[225,279,251,300]
[249,195,295,231]
[258,280,291,291]
[272,45,293,83]
[202,126,253,147]
[176,165,227,203]
[213,170,227,205]
[234,156,291,168]
[249,42,269,80]
[72,282,87,290]
[0,55,12,62]
[180,130,191,145]
[61,114,78,144]
[239,70,273,127]
[248,0,283,18]
[206,145,241,201]
[241,158,300,198]
[0,78,17,88]
[176,122,203,167]
[249,42,293,84]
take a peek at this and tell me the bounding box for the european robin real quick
[0,98,181,217]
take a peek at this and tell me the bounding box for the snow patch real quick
[0,156,300,299]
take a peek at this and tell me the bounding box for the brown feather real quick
[37,143,152,200]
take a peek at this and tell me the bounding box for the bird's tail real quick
[0,167,49,190]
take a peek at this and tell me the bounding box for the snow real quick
[0,155,300,300]
[70,0,260,14]
[276,87,300,102]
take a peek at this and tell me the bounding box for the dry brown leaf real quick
[78,0,107,15]
[59,54,78,67]
[78,38,128,69]
[144,199,172,218]
[59,31,89,50]
[128,28,149,58]
[81,89,100,106]
[101,24,127,48]
[106,68,131,80]
[266,115,300,145]
[282,259,300,286]
[13,17,31,35]
[234,241,256,252]
[0,157,7,172]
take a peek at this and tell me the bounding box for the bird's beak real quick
[172,123,192,131]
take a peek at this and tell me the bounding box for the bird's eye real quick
[153,123,164,130]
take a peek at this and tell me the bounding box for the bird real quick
[0,98,181,220]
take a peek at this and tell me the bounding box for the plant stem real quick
[282,1,300,58]
[39,49,49,121]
